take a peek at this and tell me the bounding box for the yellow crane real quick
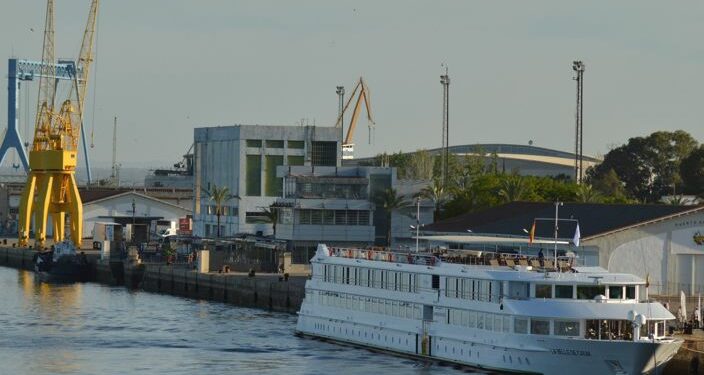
[18,0,99,248]
[335,77,374,159]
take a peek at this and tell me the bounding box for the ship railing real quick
[437,250,577,272]
[326,246,441,266]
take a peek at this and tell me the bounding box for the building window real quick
[288,140,304,149]
[245,211,269,224]
[246,155,261,196]
[246,139,262,148]
[311,141,337,166]
[264,155,284,196]
[358,210,370,225]
[288,155,304,166]
[265,140,284,148]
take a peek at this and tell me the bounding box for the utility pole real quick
[336,86,345,160]
[440,66,450,188]
[572,61,585,183]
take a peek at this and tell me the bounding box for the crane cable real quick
[89,7,100,149]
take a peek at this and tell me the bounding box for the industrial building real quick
[422,202,704,296]
[193,124,342,237]
[273,165,394,263]
[349,143,601,179]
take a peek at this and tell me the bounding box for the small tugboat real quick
[33,241,91,282]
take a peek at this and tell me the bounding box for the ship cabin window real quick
[555,284,573,299]
[508,281,529,300]
[535,284,552,299]
[554,320,580,336]
[530,319,550,335]
[626,285,636,300]
[577,285,605,300]
[514,318,528,334]
[608,286,623,299]
[432,275,440,289]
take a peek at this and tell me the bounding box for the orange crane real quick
[334,77,374,159]
[18,0,99,247]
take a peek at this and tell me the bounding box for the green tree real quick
[261,206,280,236]
[420,179,447,221]
[498,175,526,203]
[375,188,409,246]
[405,150,434,180]
[587,130,698,202]
[574,184,603,203]
[680,146,704,195]
[205,184,234,237]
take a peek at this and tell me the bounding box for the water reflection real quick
[1,266,486,375]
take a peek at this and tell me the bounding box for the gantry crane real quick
[334,77,374,160]
[18,0,99,247]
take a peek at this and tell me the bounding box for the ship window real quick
[514,318,528,334]
[485,314,493,331]
[626,286,636,299]
[477,313,484,329]
[503,316,511,332]
[468,311,477,328]
[432,275,440,289]
[494,315,503,331]
[530,319,550,335]
[555,320,580,336]
[555,285,573,299]
[577,285,605,300]
[609,286,623,299]
[535,284,552,299]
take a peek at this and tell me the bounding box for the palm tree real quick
[498,175,525,203]
[375,188,409,247]
[261,206,280,237]
[575,184,603,203]
[420,179,447,221]
[205,184,234,237]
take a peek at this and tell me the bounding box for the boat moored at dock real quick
[296,244,682,375]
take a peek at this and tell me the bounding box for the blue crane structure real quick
[1,58,93,182]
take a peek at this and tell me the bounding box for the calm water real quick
[0,266,487,375]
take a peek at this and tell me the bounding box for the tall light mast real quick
[572,61,585,183]
[440,66,450,188]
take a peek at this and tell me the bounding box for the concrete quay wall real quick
[0,246,305,314]
[140,265,305,314]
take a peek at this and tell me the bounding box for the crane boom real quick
[334,77,374,159]
[18,0,100,248]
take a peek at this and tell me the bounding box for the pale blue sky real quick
[1,1,703,169]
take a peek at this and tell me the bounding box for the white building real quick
[82,191,191,240]
[193,124,341,237]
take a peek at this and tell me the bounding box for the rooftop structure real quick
[349,143,601,179]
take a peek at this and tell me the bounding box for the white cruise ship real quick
[296,244,683,375]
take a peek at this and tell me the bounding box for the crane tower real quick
[18,0,99,247]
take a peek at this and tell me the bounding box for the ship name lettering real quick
[550,348,591,357]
